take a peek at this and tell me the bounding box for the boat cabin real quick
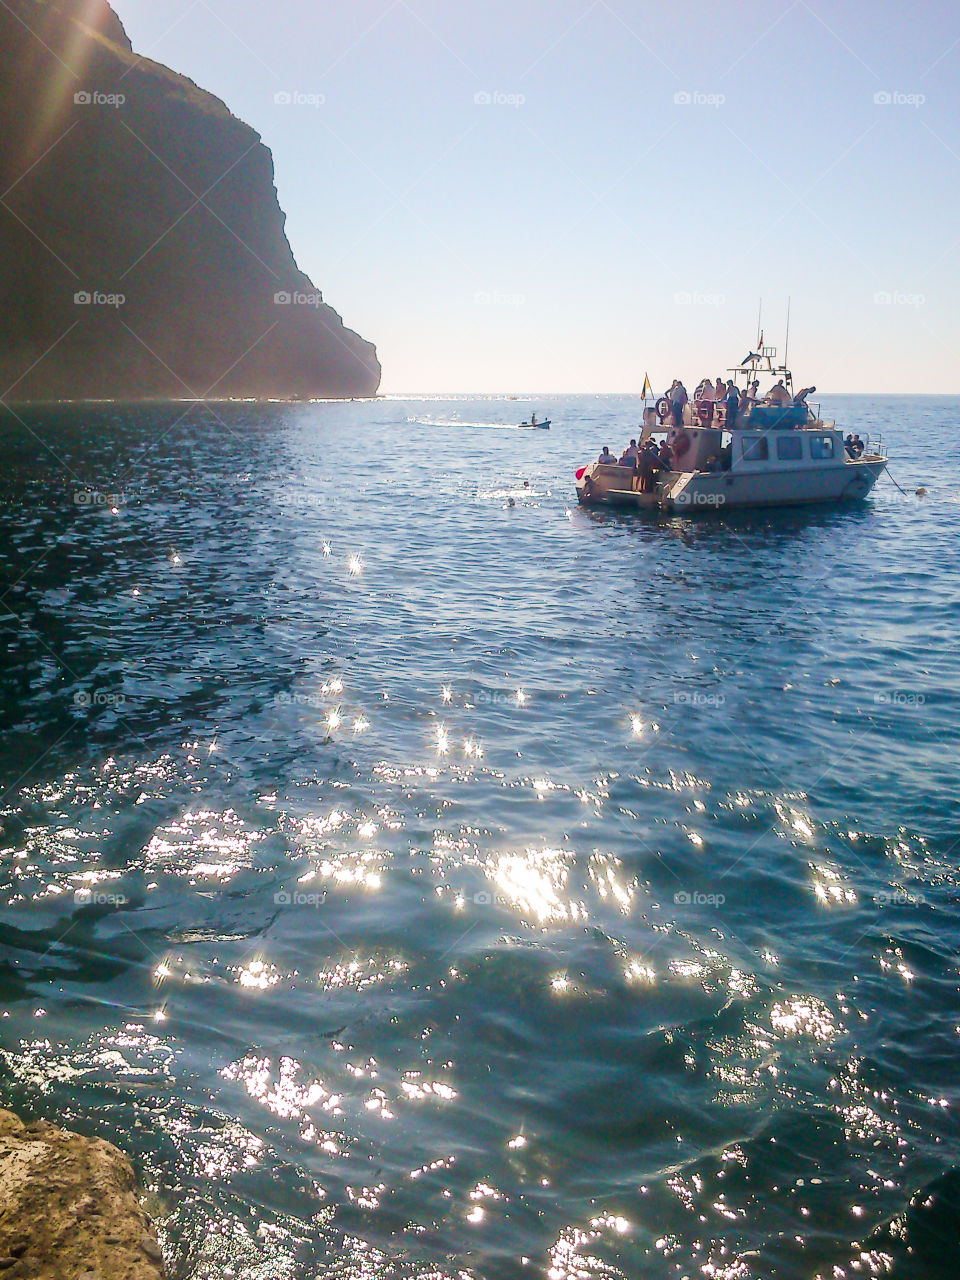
[651,422,849,476]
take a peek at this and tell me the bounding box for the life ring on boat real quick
[672,431,691,461]
[655,397,670,423]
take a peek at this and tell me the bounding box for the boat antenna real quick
[783,296,791,376]
[756,298,763,350]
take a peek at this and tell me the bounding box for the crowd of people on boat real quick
[658,376,816,429]
[591,372,870,487]
[597,436,704,491]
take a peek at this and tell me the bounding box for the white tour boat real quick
[575,342,887,512]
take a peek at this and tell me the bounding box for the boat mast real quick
[783,297,792,390]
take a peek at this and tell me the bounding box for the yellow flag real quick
[641,372,652,399]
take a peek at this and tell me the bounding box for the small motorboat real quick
[518,418,550,429]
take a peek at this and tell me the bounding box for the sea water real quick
[0,394,958,1279]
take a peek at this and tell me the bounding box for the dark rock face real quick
[0,0,380,401]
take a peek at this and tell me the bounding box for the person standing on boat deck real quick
[670,380,688,427]
[664,380,679,416]
[706,377,725,424]
[793,385,816,406]
[620,439,639,466]
[658,439,673,471]
[530,413,537,426]
[637,445,656,492]
[725,380,740,427]
[641,441,659,490]
[696,379,715,426]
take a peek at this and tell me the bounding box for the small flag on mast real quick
[641,372,652,399]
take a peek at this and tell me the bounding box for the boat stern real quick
[575,462,664,509]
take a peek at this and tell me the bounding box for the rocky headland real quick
[0,0,380,401]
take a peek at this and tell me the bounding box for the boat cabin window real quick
[741,436,769,462]
[809,435,836,459]
[776,435,803,460]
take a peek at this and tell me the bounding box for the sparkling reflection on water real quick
[0,396,958,1279]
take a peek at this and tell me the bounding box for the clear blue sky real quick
[110,0,960,393]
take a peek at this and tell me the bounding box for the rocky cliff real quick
[0,0,380,401]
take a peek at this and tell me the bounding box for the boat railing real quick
[690,400,728,427]
[686,401,808,430]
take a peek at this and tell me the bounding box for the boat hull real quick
[576,458,887,512]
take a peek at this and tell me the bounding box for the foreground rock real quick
[0,0,380,401]
[0,1109,164,1280]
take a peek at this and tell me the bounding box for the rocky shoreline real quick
[0,1110,164,1280]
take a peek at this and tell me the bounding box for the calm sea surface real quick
[0,395,958,1280]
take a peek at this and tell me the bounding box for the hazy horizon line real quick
[3,390,959,408]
